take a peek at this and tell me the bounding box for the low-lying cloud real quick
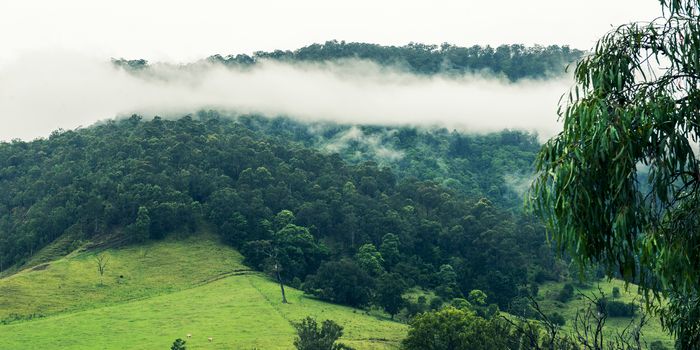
[324,127,405,162]
[0,50,570,141]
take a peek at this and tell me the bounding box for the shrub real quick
[303,259,373,307]
[170,338,186,350]
[293,317,354,350]
[429,297,444,310]
[557,283,574,303]
[533,269,549,283]
[508,297,538,319]
[612,286,621,299]
[402,307,511,350]
[450,298,470,310]
[548,312,566,326]
[597,298,638,317]
[649,341,669,350]
[607,300,638,317]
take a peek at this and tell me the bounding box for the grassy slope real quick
[0,233,406,349]
[0,233,246,320]
[538,280,674,348]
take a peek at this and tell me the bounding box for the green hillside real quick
[538,280,674,348]
[0,115,555,311]
[0,233,406,349]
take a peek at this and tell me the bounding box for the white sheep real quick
[208,337,213,342]
[186,333,192,339]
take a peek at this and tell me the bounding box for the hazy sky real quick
[0,56,572,140]
[0,0,663,141]
[0,0,661,63]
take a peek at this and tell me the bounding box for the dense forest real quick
[225,113,540,210]
[0,115,559,313]
[115,40,584,81]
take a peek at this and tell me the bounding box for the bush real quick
[649,341,669,350]
[508,297,538,319]
[405,297,429,318]
[533,269,549,283]
[293,317,354,350]
[402,307,511,350]
[557,283,574,303]
[607,300,638,317]
[548,312,566,326]
[303,259,374,307]
[429,297,444,310]
[597,299,638,317]
[450,298,471,310]
[170,338,186,350]
[530,283,539,297]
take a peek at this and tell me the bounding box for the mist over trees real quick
[115,41,583,82]
[224,113,540,210]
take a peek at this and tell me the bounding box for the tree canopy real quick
[529,0,700,345]
[116,41,583,81]
[402,306,511,350]
[0,114,554,311]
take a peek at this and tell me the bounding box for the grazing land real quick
[0,232,406,349]
[537,280,674,348]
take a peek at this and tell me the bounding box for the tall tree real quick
[243,211,326,304]
[355,243,384,276]
[134,206,151,243]
[529,0,700,346]
[375,273,407,319]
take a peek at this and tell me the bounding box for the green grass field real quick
[0,229,676,349]
[0,233,406,349]
[538,279,674,348]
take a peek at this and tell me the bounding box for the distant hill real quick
[115,40,584,81]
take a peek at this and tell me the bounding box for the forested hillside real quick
[2,39,582,328]
[0,115,557,312]
[116,40,584,81]
[225,113,539,209]
[0,35,681,346]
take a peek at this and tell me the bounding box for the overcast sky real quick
[0,0,661,63]
[0,0,663,141]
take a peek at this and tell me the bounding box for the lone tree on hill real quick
[94,252,109,285]
[244,239,288,304]
[375,272,407,319]
[243,210,327,305]
[529,0,700,346]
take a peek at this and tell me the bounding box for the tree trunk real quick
[276,269,288,304]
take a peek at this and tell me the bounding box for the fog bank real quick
[0,51,570,141]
